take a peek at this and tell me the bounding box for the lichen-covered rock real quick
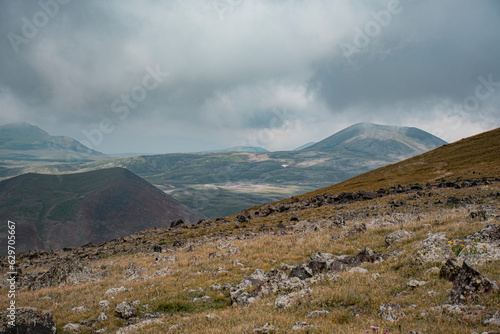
[345,222,367,236]
[274,288,311,309]
[114,301,138,319]
[456,224,500,266]
[413,232,454,265]
[407,279,427,289]
[379,303,404,322]
[0,307,56,334]
[99,300,110,309]
[449,262,494,304]
[386,229,414,245]
[465,224,500,243]
[105,286,128,295]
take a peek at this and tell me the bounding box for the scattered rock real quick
[97,312,109,322]
[0,307,56,334]
[349,267,368,274]
[114,301,138,319]
[193,296,214,303]
[425,266,441,275]
[449,262,494,304]
[426,290,437,297]
[354,247,388,264]
[252,323,278,333]
[205,313,221,320]
[432,304,489,326]
[116,319,163,334]
[71,306,89,314]
[99,300,110,309]
[105,286,128,295]
[379,303,404,322]
[483,311,500,327]
[307,310,330,318]
[386,229,414,245]
[407,279,427,289]
[345,223,367,237]
[468,211,487,221]
[124,265,148,281]
[291,321,317,331]
[210,283,222,290]
[62,323,83,333]
[275,288,311,309]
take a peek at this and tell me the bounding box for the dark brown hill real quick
[0,167,200,254]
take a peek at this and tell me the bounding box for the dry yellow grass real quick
[1,184,499,333]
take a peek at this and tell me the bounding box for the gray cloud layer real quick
[1,0,499,153]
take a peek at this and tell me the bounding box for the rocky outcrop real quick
[439,259,462,281]
[230,248,389,306]
[0,307,56,334]
[24,259,107,290]
[449,262,495,304]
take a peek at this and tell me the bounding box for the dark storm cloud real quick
[0,0,498,153]
[311,0,500,114]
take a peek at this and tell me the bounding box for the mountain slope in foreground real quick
[0,128,499,334]
[305,126,500,197]
[0,167,200,253]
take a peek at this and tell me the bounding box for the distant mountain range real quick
[201,146,269,153]
[0,122,447,219]
[0,167,199,254]
[0,122,108,162]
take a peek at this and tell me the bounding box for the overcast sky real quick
[1,0,499,154]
